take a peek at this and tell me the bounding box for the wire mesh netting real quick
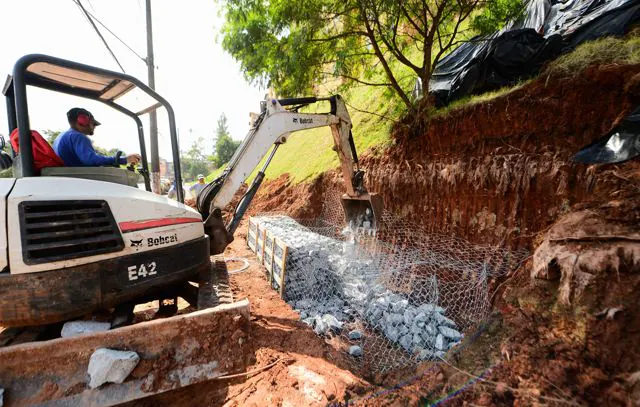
[250,191,528,374]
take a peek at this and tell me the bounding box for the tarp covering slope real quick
[430,0,640,105]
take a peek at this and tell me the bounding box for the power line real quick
[80,4,147,63]
[72,0,126,72]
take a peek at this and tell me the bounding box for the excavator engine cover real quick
[341,193,384,231]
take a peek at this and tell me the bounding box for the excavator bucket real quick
[341,192,384,231]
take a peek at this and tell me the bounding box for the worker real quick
[189,174,207,197]
[53,107,141,166]
[167,179,184,199]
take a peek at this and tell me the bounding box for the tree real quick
[209,113,240,168]
[43,130,61,146]
[220,0,521,109]
[215,113,230,154]
[471,0,525,36]
[94,146,120,157]
[214,133,241,167]
[181,136,211,180]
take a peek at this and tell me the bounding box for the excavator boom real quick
[197,95,382,254]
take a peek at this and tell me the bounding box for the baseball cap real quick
[197,174,205,179]
[67,107,101,126]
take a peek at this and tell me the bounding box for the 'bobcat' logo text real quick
[147,234,178,247]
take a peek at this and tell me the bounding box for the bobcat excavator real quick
[0,54,381,406]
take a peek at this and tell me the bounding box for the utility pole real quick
[146,0,160,194]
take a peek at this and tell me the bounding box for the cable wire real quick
[80,4,147,63]
[72,0,126,73]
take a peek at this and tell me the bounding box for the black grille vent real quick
[19,200,124,264]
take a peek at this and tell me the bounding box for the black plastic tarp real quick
[431,29,563,105]
[574,106,640,163]
[430,0,640,106]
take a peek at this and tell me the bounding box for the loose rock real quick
[61,321,110,338]
[438,325,462,340]
[349,345,363,357]
[87,348,140,389]
[255,216,465,361]
[348,330,364,340]
[322,314,343,334]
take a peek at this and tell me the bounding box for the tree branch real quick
[343,100,397,123]
[400,4,426,36]
[321,71,393,87]
[310,31,368,42]
[357,0,413,109]
[432,0,478,70]
[371,8,422,75]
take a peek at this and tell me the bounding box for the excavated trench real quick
[246,63,640,404]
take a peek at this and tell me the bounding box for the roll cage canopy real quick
[2,54,184,202]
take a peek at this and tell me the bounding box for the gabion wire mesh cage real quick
[250,191,528,374]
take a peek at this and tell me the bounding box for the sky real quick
[0,0,266,160]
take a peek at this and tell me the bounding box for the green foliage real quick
[214,133,241,167]
[220,0,503,108]
[471,0,524,36]
[43,130,61,146]
[94,145,120,157]
[214,113,230,153]
[210,114,241,168]
[182,136,212,181]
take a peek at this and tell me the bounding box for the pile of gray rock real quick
[254,216,463,360]
[363,294,461,359]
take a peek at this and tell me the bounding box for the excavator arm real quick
[197,95,382,255]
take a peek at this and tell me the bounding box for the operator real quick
[189,174,206,197]
[53,108,141,167]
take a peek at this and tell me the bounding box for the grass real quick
[205,165,226,182]
[244,82,401,184]
[544,35,640,77]
[432,81,531,117]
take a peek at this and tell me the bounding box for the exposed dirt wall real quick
[363,64,640,250]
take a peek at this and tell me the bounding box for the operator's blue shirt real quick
[53,128,126,167]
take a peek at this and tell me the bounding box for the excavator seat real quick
[9,128,64,173]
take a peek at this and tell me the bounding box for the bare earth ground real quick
[130,227,375,407]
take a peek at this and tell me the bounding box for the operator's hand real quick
[126,153,141,165]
